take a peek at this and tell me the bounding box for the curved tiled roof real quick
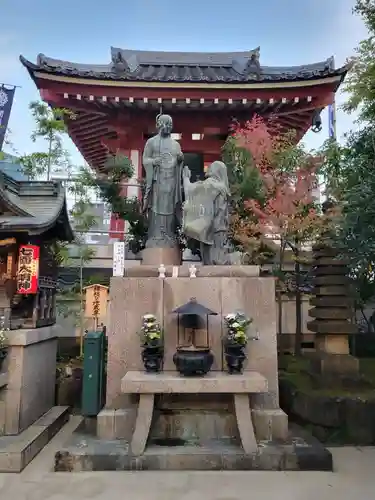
[20,47,348,84]
[0,173,73,240]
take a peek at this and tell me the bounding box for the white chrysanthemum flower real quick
[143,314,155,320]
[225,313,236,321]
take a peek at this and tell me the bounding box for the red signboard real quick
[17,245,40,294]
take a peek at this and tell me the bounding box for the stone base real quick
[125,265,260,278]
[307,352,359,376]
[3,325,59,435]
[97,408,136,440]
[0,406,69,472]
[141,247,181,266]
[54,420,332,472]
[97,407,288,443]
[315,334,351,355]
[252,408,288,441]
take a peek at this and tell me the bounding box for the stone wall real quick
[280,378,375,445]
[0,326,59,435]
[106,275,279,410]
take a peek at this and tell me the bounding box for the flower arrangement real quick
[224,312,256,346]
[140,314,163,346]
[0,329,7,350]
[0,316,8,350]
[0,317,8,371]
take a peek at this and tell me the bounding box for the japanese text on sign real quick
[113,241,125,277]
[17,245,40,294]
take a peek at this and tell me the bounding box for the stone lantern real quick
[172,297,217,376]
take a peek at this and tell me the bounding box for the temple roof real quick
[20,48,348,84]
[0,172,74,240]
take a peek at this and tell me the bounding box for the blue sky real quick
[0,0,368,167]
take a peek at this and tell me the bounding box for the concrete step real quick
[0,406,69,472]
[54,420,332,472]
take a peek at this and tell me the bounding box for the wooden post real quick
[83,284,109,331]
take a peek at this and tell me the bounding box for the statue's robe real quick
[183,175,230,265]
[142,134,183,248]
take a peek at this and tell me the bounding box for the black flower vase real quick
[141,341,164,373]
[224,342,247,374]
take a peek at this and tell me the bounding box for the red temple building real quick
[20,48,349,237]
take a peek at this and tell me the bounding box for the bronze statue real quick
[142,114,184,248]
[183,161,230,265]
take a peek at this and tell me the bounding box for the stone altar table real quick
[121,370,268,456]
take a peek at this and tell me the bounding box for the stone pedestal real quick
[315,334,350,355]
[141,247,181,266]
[308,242,358,375]
[308,352,359,376]
[2,326,59,435]
[104,268,288,444]
[0,325,69,471]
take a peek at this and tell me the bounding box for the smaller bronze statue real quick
[142,114,184,249]
[183,161,230,265]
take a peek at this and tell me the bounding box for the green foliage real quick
[75,153,148,254]
[55,179,98,336]
[343,0,375,121]
[222,135,274,264]
[317,3,375,320]
[320,126,375,272]
[223,135,266,212]
[318,127,375,322]
[19,101,74,180]
[56,193,98,267]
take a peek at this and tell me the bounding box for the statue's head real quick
[206,161,227,181]
[206,161,231,196]
[156,114,173,137]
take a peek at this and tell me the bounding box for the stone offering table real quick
[121,370,267,456]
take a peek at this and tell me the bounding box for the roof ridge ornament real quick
[232,47,261,79]
[326,56,335,71]
[37,53,47,67]
[111,49,128,74]
[111,47,139,74]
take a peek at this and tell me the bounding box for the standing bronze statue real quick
[142,114,184,248]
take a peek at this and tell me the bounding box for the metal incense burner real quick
[172,297,217,376]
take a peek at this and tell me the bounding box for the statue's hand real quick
[177,152,184,163]
[183,166,191,179]
[153,157,162,167]
[142,199,148,214]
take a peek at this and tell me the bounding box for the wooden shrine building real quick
[20,47,349,234]
[0,173,73,329]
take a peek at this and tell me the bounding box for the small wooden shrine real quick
[0,172,73,329]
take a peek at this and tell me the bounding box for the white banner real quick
[113,241,125,277]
